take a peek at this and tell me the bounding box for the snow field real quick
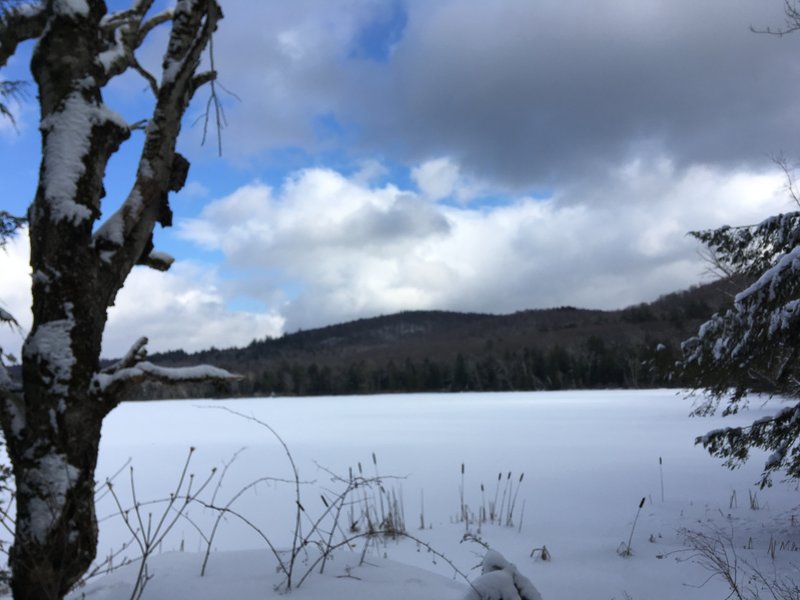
[70,390,799,599]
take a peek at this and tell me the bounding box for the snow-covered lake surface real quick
[70,390,799,599]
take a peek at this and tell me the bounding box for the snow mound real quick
[466,550,544,600]
[67,549,467,600]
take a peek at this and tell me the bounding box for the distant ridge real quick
[130,276,741,399]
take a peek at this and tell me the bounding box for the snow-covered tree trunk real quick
[0,2,232,598]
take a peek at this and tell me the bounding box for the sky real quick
[2,0,800,358]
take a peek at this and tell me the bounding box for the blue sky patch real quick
[349,1,408,63]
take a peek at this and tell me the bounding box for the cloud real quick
[192,0,800,192]
[361,0,800,187]
[4,1,799,358]
[2,159,791,359]
[179,159,792,333]
[0,229,32,362]
[105,263,285,356]
[0,231,284,359]
[411,157,487,203]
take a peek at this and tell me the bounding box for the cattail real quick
[507,472,524,527]
[623,497,646,557]
[491,472,502,523]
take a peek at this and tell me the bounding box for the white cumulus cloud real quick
[0,232,284,359]
[178,158,792,333]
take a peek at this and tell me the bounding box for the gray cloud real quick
[202,0,800,191]
[346,0,800,187]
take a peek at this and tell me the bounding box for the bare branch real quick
[137,8,174,45]
[131,55,159,96]
[772,152,800,207]
[200,33,225,155]
[0,211,25,246]
[0,80,28,130]
[696,246,736,281]
[191,70,216,93]
[751,0,800,36]
[100,0,156,30]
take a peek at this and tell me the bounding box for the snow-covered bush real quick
[466,550,544,600]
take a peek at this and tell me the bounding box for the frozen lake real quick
[84,389,797,599]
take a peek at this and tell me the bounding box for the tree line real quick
[149,336,681,398]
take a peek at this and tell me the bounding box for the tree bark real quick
[0,1,222,597]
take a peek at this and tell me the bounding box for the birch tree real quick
[0,1,237,598]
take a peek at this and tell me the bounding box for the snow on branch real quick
[682,231,800,408]
[39,87,130,226]
[100,0,156,29]
[92,1,220,283]
[92,335,239,399]
[0,1,46,69]
[97,1,175,88]
[96,336,240,398]
[696,402,800,487]
[689,212,800,278]
[92,360,241,398]
[139,250,175,272]
[102,336,148,375]
[161,0,221,88]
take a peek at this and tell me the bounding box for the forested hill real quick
[129,276,742,399]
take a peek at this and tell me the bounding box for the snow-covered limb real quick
[140,250,175,272]
[92,360,241,398]
[100,0,155,26]
[39,87,130,225]
[91,2,219,283]
[695,401,800,487]
[689,212,800,278]
[735,245,800,306]
[102,336,149,375]
[161,0,219,86]
[95,337,240,396]
[0,1,46,68]
[96,0,176,87]
[682,239,800,408]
